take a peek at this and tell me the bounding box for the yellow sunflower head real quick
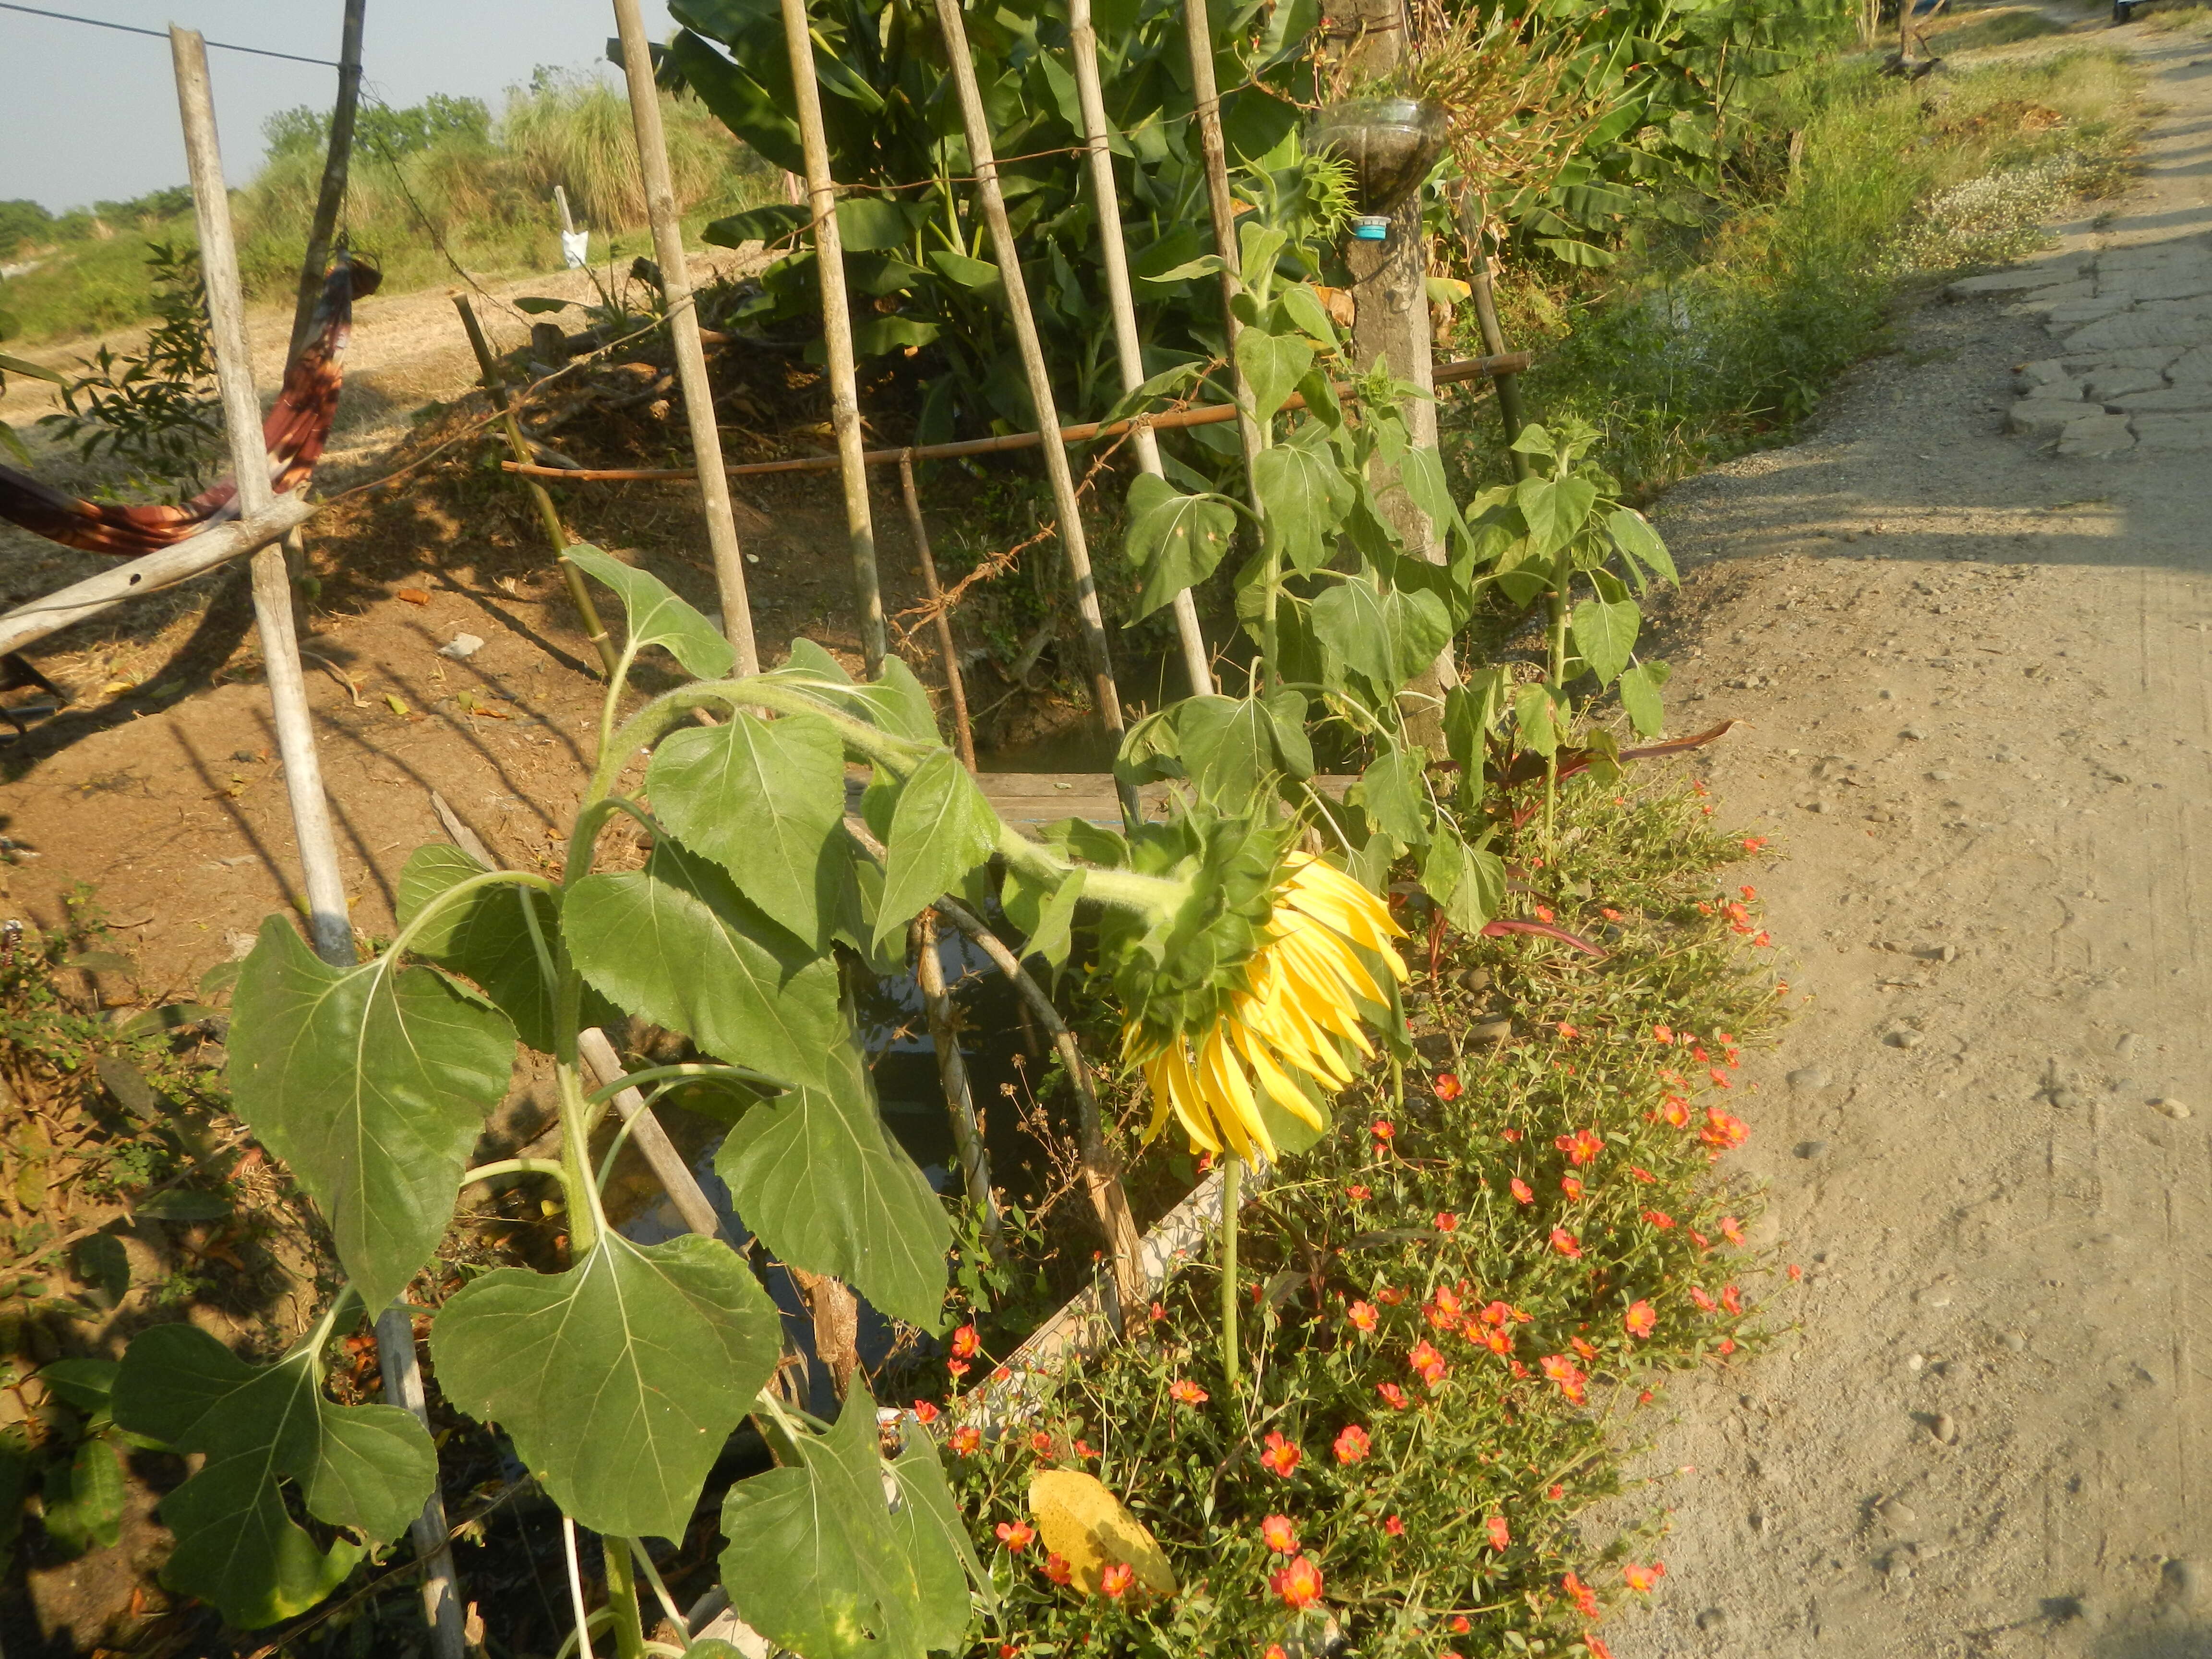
[1127,852,1407,1164]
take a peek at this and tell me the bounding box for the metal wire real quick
[0,1,342,65]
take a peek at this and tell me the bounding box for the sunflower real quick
[1129,853,1407,1162]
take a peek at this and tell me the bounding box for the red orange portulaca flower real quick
[1408,1341,1449,1388]
[1043,1551,1073,1585]
[950,1324,980,1358]
[1028,1430,1053,1454]
[1688,1286,1717,1312]
[1272,1554,1324,1611]
[1788,1263,1804,1282]
[1535,904,1556,923]
[1511,1178,1535,1204]
[1501,1127,1523,1143]
[1347,1299,1379,1333]
[996,1520,1034,1551]
[1623,1561,1666,1593]
[1261,1431,1303,1477]
[1589,1638,1616,1659]
[1539,1353,1588,1404]
[1262,1514,1299,1553]
[1377,1381,1411,1410]
[1370,1118,1395,1144]
[1624,1300,1656,1339]
[1376,1284,1406,1306]
[950,1427,982,1456]
[1486,1514,1512,1550]
[1334,1423,1372,1464]
[1570,1336,1598,1362]
[1642,1206,1674,1227]
[1563,1571,1600,1617]
[1550,1228,1583,1260]
[1555,1128,1605,1166]
[947,1359,970,1379]
[1720,1215,1745,1246]
[1434,1212,1459,1233]
[912,1400,940,1424]
[1721,1284,1743,1315]
[1264,1647,1289,1659]
[1652,1023,1675,1044]
[1699,1107,1749,1156]
[1560,1175,1584,1201]
[1383,1513,1406,1536]
[1629,1166,1656,1185]
[1169,1378,1209,1406]
[1452,1615,1473,1634]
[1433,1072,1463,1101]
[1346,1183,1371,1201]
[1149,1300,1166,1321]
[1100,1562,1134,1599]
[1659,1094,1692,1128]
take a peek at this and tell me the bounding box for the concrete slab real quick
[2054,413,2137,456]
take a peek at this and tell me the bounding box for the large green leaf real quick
[565,841,843,1091]
[565,543,736,681]
[41,1433,126,1554]
[1617,659,1671,737]
[873,750,999,953]
[229,917,515,1313]
[1514,684,1565,757]
[1607,505,1678,587]
[1174,692,1312,812]
[1571,593,1640,687]
[1351,740,1429,849]
[1252,425,1353,575]
[431,1233,782,1541]
[1234,325,1312,423]
[111,1323,433,1629]
[718,1379,973,1659]
[395,849,612,1053]
[647,711,847,948]
[1514,476,1598,557]
[1124,473,1238,616]
[715,1036,950,1331]
[1382,587,1454,685]
[1422,821,1506,935]
[1310,578,1392,691]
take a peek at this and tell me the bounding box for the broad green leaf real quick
[396,848,604,1053]
[1351,741,1429,849]
[111,1323,433,1629]
[1509,424,1558,460]
[1142,252,1227,284]
[38,1358,117,1413]
[715,1037,950,1331]
[432,1233,781,1540]
[926,248,1001,292]
[512,296,575,314]
[874,751,998,953]
[1514,475,1598,556]
[1422,822,1506,935]
[648,711,846,948]
[1607,505,1678,586]
[1234,326,1313,423]
[1570,594,1640,686]
[1514,684,1564,757]
[565,543,736,680]
[1443,672,1506,779]
[1382,587,1454,685]
[886,1432,992,1635]
[1397,445,1470,552]
[565,841,842,1091]
[230,917,515,1313]
[1618,659,1672,738]
[0,350,67,386]
[719,1379,972,1659]
[1125,473,1239,616]
[1174,693,1309,811]
[43,1433,126,1553]
[1276,283,1339,350]
[1237,221,1289,283]
[1310,578,1394,691]
[842,654,943,745]
[1022,866,1086,972]
[1252,426,1353,575]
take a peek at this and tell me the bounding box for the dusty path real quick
[1613,17,2212,1659]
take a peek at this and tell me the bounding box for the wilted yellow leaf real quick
[1029,1469,1177,1601]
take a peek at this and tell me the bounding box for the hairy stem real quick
[601,1536,647,1659]
[1221,1152,1242,1395]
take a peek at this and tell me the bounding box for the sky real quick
[0,0,683,213]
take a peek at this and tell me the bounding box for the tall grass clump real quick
[1471,38,2140,495]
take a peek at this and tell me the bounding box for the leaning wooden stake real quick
[1069,0,1214,699]
[934,0,1136,813]
[1179,0,1266,487]
[287,0,367,361]
[170,30,468,1659]
[774,0,889,674]
[610,0,760,675]
[897,455,977,769]
[452,295,619,676]
[914,911,1002,1251]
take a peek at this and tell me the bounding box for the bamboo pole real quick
[1465,231,1531,483]
[286,0,366,362]
[897,456,976,769]
[914,911,1001,1250]
[773,0,888,675]
[1069,0,1214,699]
[1178,0,1266,487]
[933,0,1136,810]
[169,31,467,1659]
[452,295,619,676]
[495,352,1530,482]
[609,0,760,676]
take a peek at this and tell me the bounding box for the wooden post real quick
[898,456,976,769]
[610,0,760,676]
[452,295,620,677]
[914,911,1001,1250]
[553,183,577,238]
[1178,0,1266,487]
[170,30,467,1659]
[1070,0,1214,700]
[287,0,366,362]
[773,0,889,675]
[1466,232,1531,482]
[932,0,1136,813]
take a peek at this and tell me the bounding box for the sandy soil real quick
[1601,17,2212,1659]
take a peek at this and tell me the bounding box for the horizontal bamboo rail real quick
[498,351,1536,484]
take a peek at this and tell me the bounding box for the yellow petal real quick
[1197,1024,1273,1163]
[1229,1018,1325,1130]
[1159,1040,1222,1155]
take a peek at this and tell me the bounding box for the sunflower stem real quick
[1390,1055,1403,1116]
[1220,1152,1242,1395]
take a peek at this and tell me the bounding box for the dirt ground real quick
[1602,16,2212,1659]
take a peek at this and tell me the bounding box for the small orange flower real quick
[1371,1118,1395,1143]
[1377,1381,1411,1410]
[1101,1562,1133,1599]
[1624,1300,1656,1339]
[1601,906,1622,920]
[1547,1482,1565,1500]
[1689,1286,1717,1312]
[1721,1284,1743,1315]
[1169,1378,1209,1406]
[1659,1094,1692,1128]
[1720,1215,1745,1246]
[1554,1128,1605,1166]
[950,1324,980,1358]
[1347,1299,1378,1332]
[1452,1614,1472,1633]
[1570,1336,1598,1362]
[1434,1212,1459,1233]
[1333,1423,1372,1464]
[1261,1431,1303,1477]
[1787,1262,1804,1282]
[947,1359,970,1379]
[1539,1352,1587,1404]
[1383,1513,1405,1536]
[1623,1560,1666,1594]
[1433,1072,1463,1101]
[1028,1430,1054,1455]
[1699,1107,1749,1155]
[996,1520,1034,1552]
[912,1400,940,1424]
[950,1426,982,1456]
[1149,1300,1166,1321]
[1486,1514,1511,1550]
[1262,1513,1299,1553]
[1589,1638,1616,1659]
[1563,1571,1599,1617]
[1346,1183,1371,1201]
[1376,1284,1407,1306]
[1043,1551,1073,1585]
[1549,1228,1583,1260]
[1629,1166,1656,1184]
[1408,1341,1449,1388]
[1652,1023,1674,1044]
[1560,1175,1584,1201]
[1265,1647,1289,1659]
[1718,1336,1737,1355]
[1640,1207,1674,1229]
[1535,904,1556,923]
[1501,1126,1523,1143]
[1556,1022,1579,1040]
[1272,1554,1323,1611]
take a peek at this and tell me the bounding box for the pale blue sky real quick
[0,1,683,211]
